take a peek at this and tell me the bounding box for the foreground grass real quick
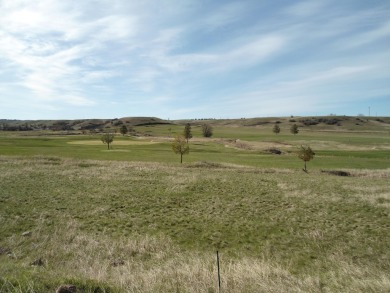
[0,156,389,292]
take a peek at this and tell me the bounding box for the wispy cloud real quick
[0,0,389,119]
[284,0,328,17]
[200,2,248,30]
[0,0,137,109]
[61,94,96,106]
[146,33,286,75]
[218,64,384,118]
[280,66,373,88]
[336,20,390,50]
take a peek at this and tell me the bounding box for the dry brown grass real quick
[3,217,389,292]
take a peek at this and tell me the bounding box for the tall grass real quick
[2,218,389,292]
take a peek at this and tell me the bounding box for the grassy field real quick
[0,121,389,169]
[0,118,390,292]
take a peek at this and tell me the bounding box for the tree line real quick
[273,123,299,135]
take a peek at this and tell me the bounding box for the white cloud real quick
[225,35,285,65]
[22,73,55,97]
[146,33,285,75]
[336,20,390,49]
[62,95,95,106]
[0,0,140,110]
[94,15,138,41]
[280,66,372,88]
[216,63,382,118]
[81,70,119,83]
[127,68,162,92]
[284,0,328,17]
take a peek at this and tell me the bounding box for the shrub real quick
[202,124,213,137]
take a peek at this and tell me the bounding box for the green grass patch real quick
[0,157,389,292]
[0,130,389,169]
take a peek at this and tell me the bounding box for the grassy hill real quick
[0,117,172,132]
[1,115,390,133]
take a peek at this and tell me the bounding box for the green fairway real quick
[1,123,389,169]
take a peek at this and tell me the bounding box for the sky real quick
[0,0,389,120]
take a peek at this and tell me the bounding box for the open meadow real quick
[0,117,390,292]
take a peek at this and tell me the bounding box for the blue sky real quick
[1,0,389,120]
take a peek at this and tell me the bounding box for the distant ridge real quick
[0,116,389,132]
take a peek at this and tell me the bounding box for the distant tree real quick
[290,124,299,135]
[184,123,193,143]
[119,125,128,136]
[273,124,281,134]
[172,135,189,163]
[101,133,114,150]
[298,145,315,172]
[202,123,213,137]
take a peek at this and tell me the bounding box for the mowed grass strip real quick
[0,131,389,169]
[0,156,389,292]
[67,140,159,145]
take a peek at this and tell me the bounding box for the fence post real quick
[217,250,221,292]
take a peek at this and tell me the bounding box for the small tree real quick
[298,145,315,172]
[184,123,193,143]
[101,133,114,150]
[172,135,189,163]
[202,123,213,137]
[119,125,128,136]
[273,124,281,134]
[290,124,299,135]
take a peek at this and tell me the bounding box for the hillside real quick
[0,117,172,132]
[1,116,390,133]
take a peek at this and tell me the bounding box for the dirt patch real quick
[187,161,228,169]
[30,257,45,266]
[0,246,11,255]
[321,170,351,177]
[265,148,283,155]
[56,284,77,293]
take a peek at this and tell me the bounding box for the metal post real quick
[217,251,221,292]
